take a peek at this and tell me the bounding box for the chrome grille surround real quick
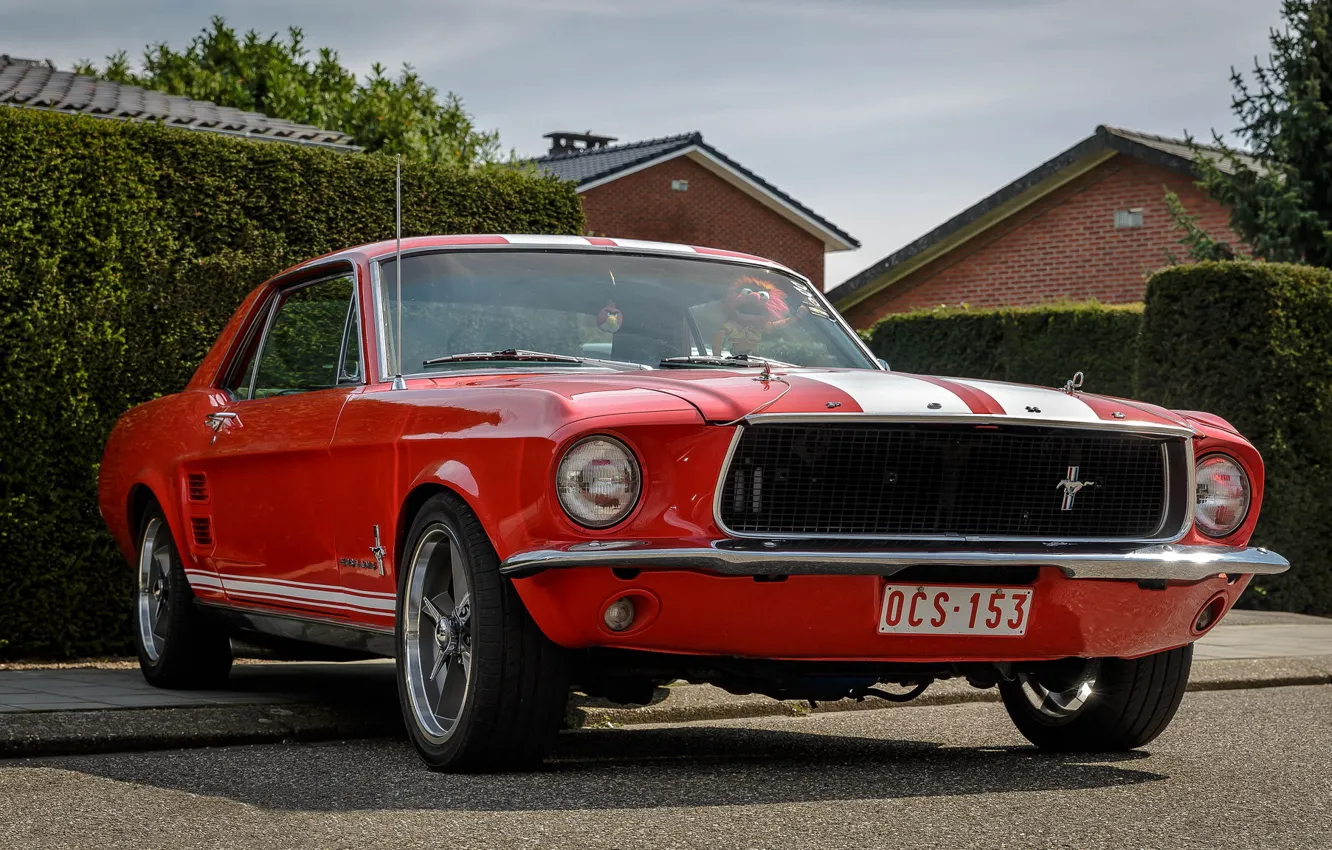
[713,414,1196,544]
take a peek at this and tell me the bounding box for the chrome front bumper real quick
[499,540,1289,582]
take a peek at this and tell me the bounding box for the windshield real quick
[376,250,874,375]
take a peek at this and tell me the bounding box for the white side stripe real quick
[200,572,395,600]
[221,579,396,612]
[182,570,395,615]
[223,588,393,616]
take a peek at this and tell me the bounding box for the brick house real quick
[832,126,1250,328]
[531,131,859,289]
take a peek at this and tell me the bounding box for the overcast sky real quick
[2,0,1284,288]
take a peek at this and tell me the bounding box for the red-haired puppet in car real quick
[712,276,805,357]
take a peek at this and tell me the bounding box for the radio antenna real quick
[391,155,407,391]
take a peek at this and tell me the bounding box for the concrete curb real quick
[3,656,1329,758]
[0,702,403,759]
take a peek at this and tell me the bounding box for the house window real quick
[1114,208,1144,229]
[671,179,689,192]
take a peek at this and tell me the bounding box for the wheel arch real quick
[395,482,485,580]
[118,464,202,578]
[127,482,160,540]
[119,469,186,564]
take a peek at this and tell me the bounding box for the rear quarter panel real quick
[100,278,272,564]
[98,389,223,563]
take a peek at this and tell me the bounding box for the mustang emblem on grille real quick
[1056,466,1096,510]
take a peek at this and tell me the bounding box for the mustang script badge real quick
[1056,466,1095,510]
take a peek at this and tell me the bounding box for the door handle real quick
[205,411,240,433]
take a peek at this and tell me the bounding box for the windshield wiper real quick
[423,349,583,366]
[659,354,795,369]
[422,349,649,370]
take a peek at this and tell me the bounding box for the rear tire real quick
[395,491,569,772]
[133,506,233,688]
[999,645,1193,751]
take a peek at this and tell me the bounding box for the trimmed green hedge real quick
[1141,262,1332,614]
[863,302,1143,398]
[0,108,583,659]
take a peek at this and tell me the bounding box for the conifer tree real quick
[1176,0,1332,265]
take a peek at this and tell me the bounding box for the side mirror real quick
[877,358,890,371]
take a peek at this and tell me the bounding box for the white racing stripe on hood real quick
[951,378,1100,422]
[801,371,972,414]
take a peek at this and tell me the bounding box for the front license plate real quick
[878,584,1033,636]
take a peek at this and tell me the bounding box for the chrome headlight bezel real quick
[1193,453,1251,538]
[555,435,642,529]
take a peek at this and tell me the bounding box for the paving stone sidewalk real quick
[1189,609,1332,659]
[1,610,1326,716]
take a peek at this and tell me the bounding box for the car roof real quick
[294,234,803,280]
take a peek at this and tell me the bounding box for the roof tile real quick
[526,131,859,250]
[0,55,358,151]
[532,132,699,183]
[832,124,1263,302]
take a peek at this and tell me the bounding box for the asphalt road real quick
[2,685,1329,850]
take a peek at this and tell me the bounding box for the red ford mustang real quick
[99,235,1288,771]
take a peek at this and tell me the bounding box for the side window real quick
[222,297,276,402]
[250,275,358,399]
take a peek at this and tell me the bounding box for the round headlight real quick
[556,436,641,528]
[1194,454,1250,537]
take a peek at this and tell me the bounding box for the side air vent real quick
[190,517,214,548]
[186,473,209,503]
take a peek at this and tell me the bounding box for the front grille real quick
[718,423,1173,539]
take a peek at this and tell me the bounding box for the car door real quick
[192,268,366,619]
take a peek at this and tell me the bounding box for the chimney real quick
[0,55,57,69]
[543,130,617,156]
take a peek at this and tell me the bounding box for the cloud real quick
[1,0,1285,286]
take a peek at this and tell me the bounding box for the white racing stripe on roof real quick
[950,378,1100,422]
[492,236,794,272]
[501,235,595,246]
[800,371,972,415]
[606,238,698,254]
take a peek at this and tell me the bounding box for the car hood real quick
[460,368,1195,432]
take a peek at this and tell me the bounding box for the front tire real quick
[396,492,569,772]
[999,645,1193,751]
[134,507,233,688]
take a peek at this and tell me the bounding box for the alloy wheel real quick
[402,523,473,744]
[1017,659,1101,719]
[136,516,174,662]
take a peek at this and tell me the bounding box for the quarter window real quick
[247,275,359,399]
[339,295,363,383]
